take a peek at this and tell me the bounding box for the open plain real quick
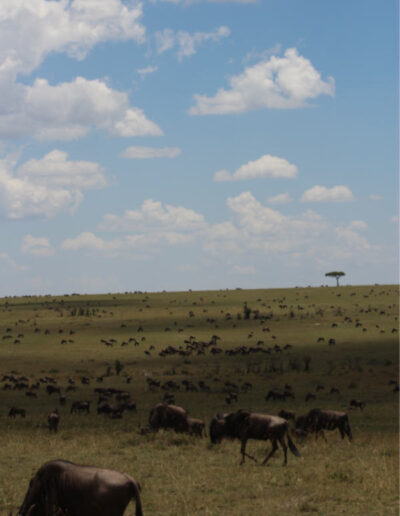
[0,284,398,515]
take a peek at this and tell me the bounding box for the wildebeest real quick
[48,409,59,432]
[278,409,296,421]
[70,401,90,414]
[210,409,300,466]
[265,389,294,401]
[18,459,143,516]
[148,403,189,433]
[349,399,365,410]
[9,406,26,418]
[187,417,206,437]
[304,408,352,441]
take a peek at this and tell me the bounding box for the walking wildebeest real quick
[210,409,300,466]
[265,389,294,401]
[304,408,352,441]
[148,403,189,433]
[278,409,296,421]
[48,409,59,432]
[18,459,143,516]
[70,401,90,414]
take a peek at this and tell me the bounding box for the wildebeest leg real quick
[261,439,278,465]
[240,439,257,465]
[278,435,288,465]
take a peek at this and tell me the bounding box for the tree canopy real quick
[325,271,346,286]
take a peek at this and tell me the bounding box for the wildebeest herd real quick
[1,286,398,514]
[14,399,355,515]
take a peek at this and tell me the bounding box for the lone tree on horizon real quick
[325,271,346,287]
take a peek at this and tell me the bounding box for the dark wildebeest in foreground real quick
[9,406,26,418]
[18,459,143,516]
[70,400,90,414]
[148,403,189,433]
[304,408,352,441]
[210,409,300,466]
[48,409,59,432]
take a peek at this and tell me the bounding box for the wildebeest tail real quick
[131,480,143,516]
[287,429,301,457]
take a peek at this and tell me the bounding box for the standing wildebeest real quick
[18,459,143,516]
[70,400,90,414]
[278,409,296,421]
[48,409,59,432]
[187,417,206,437]
[210,410,300,466]
[349,399,365,410]
[265,389,294,401]
[305,408,352,441]
[9,406,26,418]
[148,403,189,433]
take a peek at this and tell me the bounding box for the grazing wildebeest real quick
[18,459,143,516]
[349,399,365,410]
[305,408,352,441]
[210,410,300,466]
[9,406,26,418]
[187,417,206,437]
[48,409,59,432]
[265,389,294,401]
[70,401,90,414]
[148,403,189,433]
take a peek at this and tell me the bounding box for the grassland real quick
[0,284,398,515]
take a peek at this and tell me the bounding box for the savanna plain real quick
[0,285,398,515]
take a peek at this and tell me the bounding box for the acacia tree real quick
[325,271,345,287]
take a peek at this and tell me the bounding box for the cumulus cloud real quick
[120,146,181,159]
[21,235,55,256]
[155,26,230,60]
[267,192,292,204]
[189,47,334,115]
[100,199,207,233]
[0,0,145,79]
[0,2,163,141]
[0,151,107,219]
[301,185,355,203]
[214,154,297,182]
[0,77,162,140]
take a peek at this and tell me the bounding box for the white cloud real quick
[100,199,207,232]
[348,220,367,231]
[369,194,383,201]
[120,146,181,159]
[214,154,297,182]
[137,66,158,79]
[0,78,162,140]
[0,251,28,271]
[21,235,55,256]
[301,185,355,203]
[0,151,107,219]
[17,150,107,189]
[155,26,230,60]
[0,0,145,79]
[267,192,292,204]
[189,47,334,115]
[391,216,399,224]
[0,2,162,141]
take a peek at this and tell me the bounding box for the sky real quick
[0,0,398,296]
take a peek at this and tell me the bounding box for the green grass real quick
[0,285,398,515]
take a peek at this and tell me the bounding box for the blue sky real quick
[0,0,398,296]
